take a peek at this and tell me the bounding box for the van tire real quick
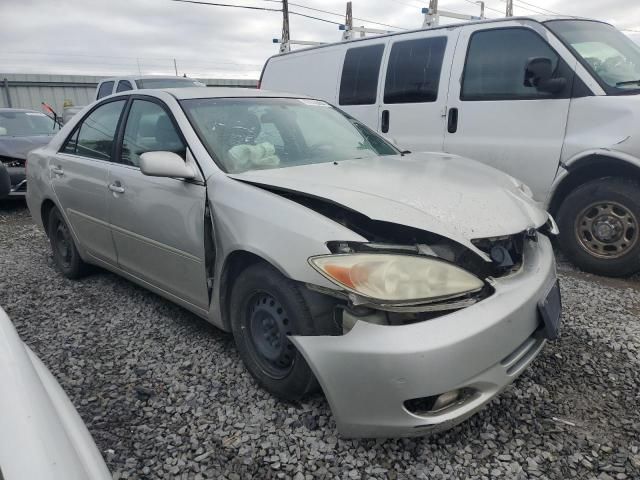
[229,262,319,401]
[557,177,640,277]
[48,207,91,279]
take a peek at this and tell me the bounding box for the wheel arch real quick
[549,152,640,217]
[40,198,58,237]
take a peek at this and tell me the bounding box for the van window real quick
[339,44,385,106]
[96,81,115,99]
[384,37,447,104]
[462,28,565,101]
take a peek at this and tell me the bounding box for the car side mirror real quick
[139,151,196,179]
[524,57,567,94]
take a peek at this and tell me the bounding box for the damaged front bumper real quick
[290,234,556,438]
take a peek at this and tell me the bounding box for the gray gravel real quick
[1,201,639,480]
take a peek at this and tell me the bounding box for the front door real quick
[51,98,127,264]
[107,97,209,310]
[443,23,575,202]
[379,30,458,153]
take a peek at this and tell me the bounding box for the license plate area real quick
[538,279,561,340]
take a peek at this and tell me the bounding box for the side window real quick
[96,81,115,99]
[121,100,186,167]
[462,28,565,101]
[63,99,126,160]
[339,44,385,106]
[384,36,447,104]
[116,80,133,93]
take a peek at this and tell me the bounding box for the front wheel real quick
[557,177,640,277]
[229,262,319,401]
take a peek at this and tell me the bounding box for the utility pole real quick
[476,1,485,19]
[424,0,438,27]
[505,0,513,17]
[280,0,290,53]
[173,58,178,76]
[342,1,353,41]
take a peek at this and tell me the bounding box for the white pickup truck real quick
[62,75,206,123]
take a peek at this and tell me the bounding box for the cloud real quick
[0,0,638,78]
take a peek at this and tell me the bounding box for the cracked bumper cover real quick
[290,235,556,438]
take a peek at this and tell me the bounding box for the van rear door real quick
[443,22,576,202]
[378,30,459,152]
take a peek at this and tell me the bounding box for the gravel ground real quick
[1,201,639,480]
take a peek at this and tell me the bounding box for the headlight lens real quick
[309,254,484,302]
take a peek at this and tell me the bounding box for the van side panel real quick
[262,48,345,103]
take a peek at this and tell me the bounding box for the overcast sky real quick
[1,0,639,79]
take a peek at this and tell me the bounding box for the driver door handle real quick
[51,166,64,176]
[108,183,125,194]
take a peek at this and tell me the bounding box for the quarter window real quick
[384,37,447,104]
[96,81,115,99]
[116,80,133,93]
[121,100,186,167]
[462,28,566,101]
[339,44,385,106]
[62,99,126,160]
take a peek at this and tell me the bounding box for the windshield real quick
[136,78,206,89]
[0,111,58,136]
[181,97,399,173]
[547,20,640,93]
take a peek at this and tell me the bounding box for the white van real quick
[261,16,640,277]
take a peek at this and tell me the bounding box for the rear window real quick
[384,37,447,104]
[96,81,114,99]
[339,44,385,106]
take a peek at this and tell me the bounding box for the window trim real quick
[58,96,129,163]
[460,26,573,102]
[339,43,386,106]
[383,35,448,105]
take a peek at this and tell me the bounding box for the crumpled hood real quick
[228,152,547,248]
[0,135,52,160]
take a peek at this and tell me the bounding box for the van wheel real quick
[48,207,90,279]
[557,178,640,277]
[229,262,319,401]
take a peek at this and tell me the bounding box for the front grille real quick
[0,155,24,168]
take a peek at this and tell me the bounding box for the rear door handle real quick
[51,166,64,176]
[108,183,125,194]
[447,108,458,134]
[381,109,390,134]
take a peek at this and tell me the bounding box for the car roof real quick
[154,87,310,100]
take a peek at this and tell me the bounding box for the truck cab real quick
[261,17,640,277]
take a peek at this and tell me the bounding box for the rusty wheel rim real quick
[574,201,638,259]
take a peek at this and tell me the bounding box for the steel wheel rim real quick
[54,220,73,268]
[574,201,638,259]
[245,292,295,379]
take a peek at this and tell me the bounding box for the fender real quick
[548,148,640,209]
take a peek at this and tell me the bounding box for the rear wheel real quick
[229,262,319,401]
[557,177,640,277]
[47,207,90,279]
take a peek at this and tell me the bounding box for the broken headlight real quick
[309,254,484,303]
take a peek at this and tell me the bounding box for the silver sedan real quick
[26,88,561,438]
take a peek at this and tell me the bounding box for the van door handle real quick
[447,108,458,134]
[51,166,64,176]
[381,110,390,134]
[108,183,125,194]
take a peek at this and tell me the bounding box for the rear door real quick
[51,98,127,264]
[337,42,387,130]
[379,30,458,152]
[443,23,575,201]
[107,96,209,310]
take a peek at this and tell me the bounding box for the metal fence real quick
[0,73,258,114]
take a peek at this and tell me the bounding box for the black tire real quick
[557,177,640,277]
[47,207,90,279]
[229,262,319,401]
[0,164,10,199]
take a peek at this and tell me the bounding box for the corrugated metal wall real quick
[0,73,258,114]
